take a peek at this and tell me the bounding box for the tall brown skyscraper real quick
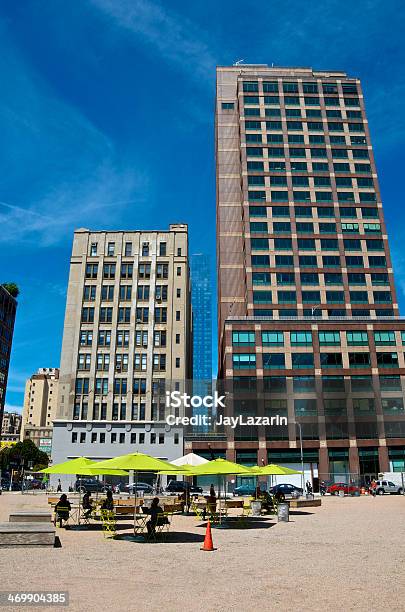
[190,65,405,483]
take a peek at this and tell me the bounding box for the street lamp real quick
[296,422,305,494]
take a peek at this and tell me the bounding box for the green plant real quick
[1,283,20,298]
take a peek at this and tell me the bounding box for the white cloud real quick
[4,404,22,414]
[90,0,216,82]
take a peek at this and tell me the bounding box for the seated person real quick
[101,490,114,512]
[203,484,217,520]
[146,497,166,536]
[82,491,93,518]
[54,494,71,527]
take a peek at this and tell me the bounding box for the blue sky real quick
[2,0,405,412]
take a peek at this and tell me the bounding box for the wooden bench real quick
[0,523,56,547]
[9,512,52,523]
[289,498,322,509]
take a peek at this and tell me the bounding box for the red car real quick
[327,482,360,495]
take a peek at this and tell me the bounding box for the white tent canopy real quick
[171,453,209,467]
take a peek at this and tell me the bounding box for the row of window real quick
[247,161,372,173]
[232,374,403,393]
[85,262,183,280]
[250,205,378,220]
[245,123,365,136]
[251,290,391,305]
[232,397,404,416]
[250,308,394,318]
[253,271,388,287]
[232,330,405,347]
[79,329,173,348]
[73,398,169,421]
[84,284,174,302]
[249,253,386,269]
[78,352,174,372]
[81,306,182,324]
[90,241,181,258]
[248,176,374,190]
[242,80,357,94]
[232,352,401,369]
[250,221,381,234]
[249,191,376,203]
[71,431,179,444]
[246,147,370,160]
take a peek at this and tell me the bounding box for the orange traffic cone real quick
[200,520,216,551]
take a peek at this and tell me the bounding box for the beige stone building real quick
[20,368,59,455]
[52,225,192,484]
[1,411,22,443]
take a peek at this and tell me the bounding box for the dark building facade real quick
[188,65,405,482]
[0,285,17,433]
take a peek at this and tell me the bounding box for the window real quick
[119,285,132,301]
[222,102,234,110]
[299,255,317,267]
[249,206,267,217]
[349,352,371,367]
[125,242,132,256]
[232,331,255,346]
[275,255,293,266]
[277,272,295,285]
[99,307,113,323]
[320,353,343,368]
[277,290,296,304]
[233,354,256,369]
[243,81,259,92]
[107,242,115,256]
[81,307,94,323]
[319,331,340,346]
[294,398,317,416]
[273,221,290,233]
[292,354,314,369]
[138,263,151,279]
[83,285,96,301]
[374,331,395,346]
[96,353,110,371]
[118,307,131,323]
[136,307,149,323]
[90,243,97,256]
[80,331,93,346]
[290,331,312,346]
[98,330,111,347]
[95,378,109,395]
[262,354,285,369]
[302,290,321,303]
[253,272,271,285]
[103,263,116,279]
[377,352,399,368]
[262,331,284,346]
[382,398,404,414]
[101,285,114,301]
[121,263,133,279]
[85,264,98,279]
[301,272,319,285]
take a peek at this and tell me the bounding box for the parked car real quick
[326,482,360,496]
[269,484,303,500]
[233,484,257,497]
[375,480,404,495]
[165,480,203,495]
[125,482,154,495]
[75,478,111,493]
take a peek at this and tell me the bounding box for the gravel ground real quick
[0,492,404,612]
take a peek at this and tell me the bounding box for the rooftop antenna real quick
[234,59,244,66]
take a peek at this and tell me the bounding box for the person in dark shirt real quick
[101,490,114,511]
[146,497,165,536]
[82,491,93,518]
[54,494,71,527]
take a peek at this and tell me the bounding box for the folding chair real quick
[54,506,73,528]
[191,500,205,522]
[100,509,116,538]
[146,512,170,542]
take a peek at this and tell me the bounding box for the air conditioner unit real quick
[116,365,121,372]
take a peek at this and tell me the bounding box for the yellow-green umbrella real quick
[249,464,302,476]
[40,456,127,476]
[93,452,183,473]
[92,453,183,535]
[191,458,252,476]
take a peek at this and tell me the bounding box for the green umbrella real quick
[40,456,127,476]
[92,453,183,536]
[93,452,183,473]
[191,458,252,476]
[249,464,302,476]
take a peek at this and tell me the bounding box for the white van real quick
[377,472,405,488]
